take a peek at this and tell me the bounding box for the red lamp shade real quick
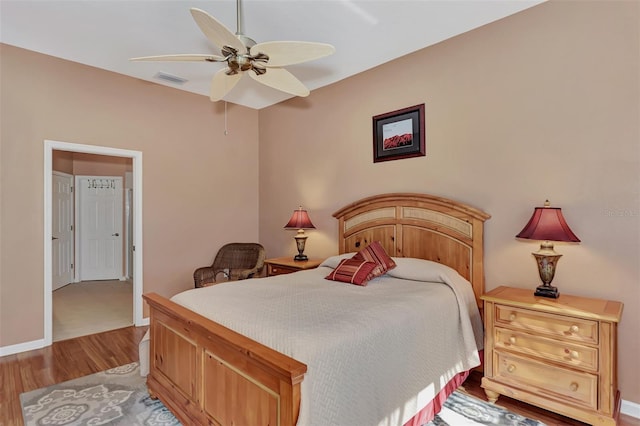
[284,207,316,230]
[516,203,580,243]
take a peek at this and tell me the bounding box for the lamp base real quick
[534,284,559,299]
[292,233,309,262]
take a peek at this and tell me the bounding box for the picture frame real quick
[372,104,425,163]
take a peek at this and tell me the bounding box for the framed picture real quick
[372,104,425,163]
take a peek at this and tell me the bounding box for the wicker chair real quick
[193,243,266,288]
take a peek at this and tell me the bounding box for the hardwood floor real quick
[0,326,147,426]
[462,371,640,426]
[1,326,637,426]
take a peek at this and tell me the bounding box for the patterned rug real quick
[20,363,178,426]
[426,390,546,425]
[20,362,545,425]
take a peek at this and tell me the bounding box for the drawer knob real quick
[570,382,579,392]
[509,313,517,321]
[570,325,579,333]
[509,336,517,345]
[570,350,579,359]
[507,364,516,373]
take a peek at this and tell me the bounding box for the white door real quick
[78,176,123,281]
[52,172,74,290]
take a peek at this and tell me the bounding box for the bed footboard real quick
[143,293,307,426]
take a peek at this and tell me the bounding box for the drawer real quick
[494,327,598,372]
[495,304,598,345]
[494,351,598,410]
[267,264,298,276]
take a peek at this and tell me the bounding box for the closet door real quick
[77,176,123,281]
[52,172,74,290]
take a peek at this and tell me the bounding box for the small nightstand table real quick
[264,257,324,276]
[481,286,623,426]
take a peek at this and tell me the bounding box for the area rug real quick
[426,390,546,426]
[21,362,545,426]
[20,362,178,426]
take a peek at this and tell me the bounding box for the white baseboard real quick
[622,398,640,419]
[1,321,149,357]
[0,338,46,357]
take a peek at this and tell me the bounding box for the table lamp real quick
[516,200,580,298]
[284,206,316,261]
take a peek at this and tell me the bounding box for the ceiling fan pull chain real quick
[224,101,229,136]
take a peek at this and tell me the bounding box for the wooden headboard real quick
[333,193,490,306]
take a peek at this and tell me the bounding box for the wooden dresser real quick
[481,286,623,426]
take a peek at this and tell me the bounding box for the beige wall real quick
[0,44,260,346]
[52,151,132,176]
[52,150,73,174]
[258,1,639,403]
[71,152,132,176]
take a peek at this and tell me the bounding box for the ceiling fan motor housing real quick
[222,45,269,75]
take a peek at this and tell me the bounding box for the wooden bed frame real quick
[142,193,490,426]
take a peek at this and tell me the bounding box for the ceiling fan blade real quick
[130,54,225,62]
[211,68,243,101]
[190,8,246,54]
[251,41,335,67]
[248,67,310,97]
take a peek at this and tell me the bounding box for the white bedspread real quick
[171,256,483,426]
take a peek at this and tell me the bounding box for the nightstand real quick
[264,257,324,276]
[481,286,623,426]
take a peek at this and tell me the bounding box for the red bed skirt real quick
[404,350,483,426]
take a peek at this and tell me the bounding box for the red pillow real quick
[352,241,396,280]
[325,258,378,286]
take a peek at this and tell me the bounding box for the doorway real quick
[44,140,144,346]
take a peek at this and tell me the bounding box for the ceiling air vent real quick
[153,71,188,85]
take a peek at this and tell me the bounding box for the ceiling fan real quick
[131,1,335,102]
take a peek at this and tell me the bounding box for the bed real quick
[142,193,490,426]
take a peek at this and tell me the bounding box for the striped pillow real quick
[352,241,396,279]
[325,258,378,286]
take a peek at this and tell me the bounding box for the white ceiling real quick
[1,0,544,110]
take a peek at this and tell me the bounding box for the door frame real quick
[44,140,145,347]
